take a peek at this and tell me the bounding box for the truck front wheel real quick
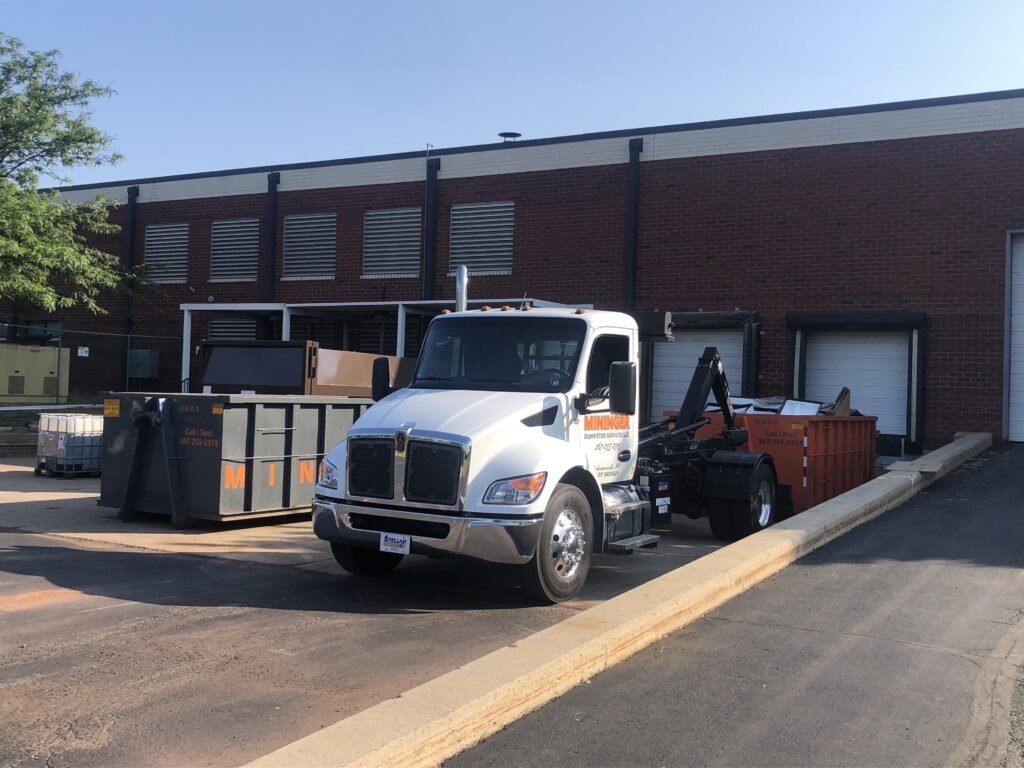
[520,484,593,604]
[331,542,403,577]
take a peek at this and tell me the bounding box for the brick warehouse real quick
[10,88,1024,452]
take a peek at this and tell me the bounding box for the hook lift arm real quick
[638,346,745,456]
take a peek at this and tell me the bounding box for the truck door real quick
[575,332,637,484]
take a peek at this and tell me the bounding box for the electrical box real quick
[127,349,160,379]
[0,343,69,403]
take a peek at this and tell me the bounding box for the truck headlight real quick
[484,472,547,504]
[318,458,339,490]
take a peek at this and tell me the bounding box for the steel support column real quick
[396,303,407,357]
[180,309,192,392]
[623,138,643,312]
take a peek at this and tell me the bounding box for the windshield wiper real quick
[413,376,454,383]
[468,377,516,383]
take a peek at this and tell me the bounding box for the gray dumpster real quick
[100,393,372,525]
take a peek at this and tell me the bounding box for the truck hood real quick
[353,387,558,437]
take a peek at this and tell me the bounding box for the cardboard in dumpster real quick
[706,388,854,418]
[199,340,416,396]
[819,387,852,416]
[313,350,415,397]
[778,399,822,416]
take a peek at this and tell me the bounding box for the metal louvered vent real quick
[210,219,260,281]
[144,223,189,283]
[289,317,336,347]
[449,201,514,275]
[207,318,258,341]
[283,213,336,280]
[363,207,422,278]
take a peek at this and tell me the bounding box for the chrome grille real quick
[405,441,462,506]
[348,438,394,499]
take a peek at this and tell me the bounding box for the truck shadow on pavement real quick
[0,532,689,615]
[12,445,1011,620]
[12,440,1015,622]
[0,537,551,614]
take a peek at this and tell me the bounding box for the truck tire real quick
[706,498,736,541]
[331,542,403,577]
[520,483,593,604]
[732,462,776,538]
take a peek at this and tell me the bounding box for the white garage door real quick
[1009,236,1024,440]
[804,331,908,435]
[649,329,744,420]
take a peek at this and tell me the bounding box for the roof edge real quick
[53,87,1024,193]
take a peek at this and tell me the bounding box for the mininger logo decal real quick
[583,414,631,431]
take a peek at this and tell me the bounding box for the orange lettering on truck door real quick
[299,461,315,484]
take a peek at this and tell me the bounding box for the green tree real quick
[0,33,123,314]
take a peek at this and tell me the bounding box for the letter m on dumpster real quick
[224,464,245,489]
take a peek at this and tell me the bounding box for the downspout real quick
[122,185,139,389]
[623,138,643,311]
[263,172,280,339]
[422,157,441,300]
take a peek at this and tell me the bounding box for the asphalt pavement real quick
[0,459,720,767]
[449,446,1024,768]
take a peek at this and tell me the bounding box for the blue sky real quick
[7,0,1024,186]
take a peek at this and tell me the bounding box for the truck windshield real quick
[411,316,587,393]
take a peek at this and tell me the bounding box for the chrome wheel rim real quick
[755,480,773,528]
[550,508,587,581]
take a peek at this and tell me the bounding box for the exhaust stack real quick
[455,264,469,313]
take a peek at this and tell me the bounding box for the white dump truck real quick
[312,270,784,602]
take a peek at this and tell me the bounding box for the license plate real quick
[380,532,411,555]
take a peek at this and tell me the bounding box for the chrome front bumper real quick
[312,497,543,565]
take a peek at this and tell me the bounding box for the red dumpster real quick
[696,413,877,514]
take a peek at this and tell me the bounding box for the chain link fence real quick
[1,323,182,404]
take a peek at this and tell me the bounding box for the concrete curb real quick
[244,432,992,768]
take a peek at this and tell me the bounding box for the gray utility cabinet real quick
[100,393,372,524]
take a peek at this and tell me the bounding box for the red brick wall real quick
[432,164,629,308]
[132,192,266,333]
[23,128,1024,444]
[274,183,424,304]
[635,130,1024,446]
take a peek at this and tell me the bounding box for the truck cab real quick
[312,306,651,602]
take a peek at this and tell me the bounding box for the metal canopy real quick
[177,297,587,391]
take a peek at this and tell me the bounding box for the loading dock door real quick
[804,331,909,435]
[649,329,744,421]
[1009,235,1024,440]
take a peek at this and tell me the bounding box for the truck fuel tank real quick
[601,484,659,551]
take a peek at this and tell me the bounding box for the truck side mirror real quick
[371,357,392,402]
[608,361,637,415]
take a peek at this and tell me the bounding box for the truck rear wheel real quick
[520,484,593,604]
[331,542,403,577]
[732,462,776,538]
